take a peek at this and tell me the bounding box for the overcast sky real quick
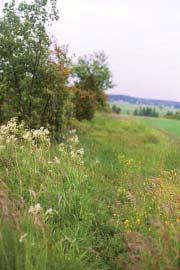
[0,0,179,101]
[51,0,180,101]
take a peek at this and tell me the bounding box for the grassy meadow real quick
[0,114,180,270]
[111,101,180,137]
[139,117,180,137]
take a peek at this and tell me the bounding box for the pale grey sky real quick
[51,0,180,101]
[0,0,179,101]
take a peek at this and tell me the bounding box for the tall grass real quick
[0,114,179,269]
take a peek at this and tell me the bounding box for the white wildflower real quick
[45,208,53,216]
[77,148,84,156]
[19,233,28,243]
[54,156,60,164]
[28,203,42,215]
[69,129,76,134]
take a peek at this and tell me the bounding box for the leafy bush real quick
[112,104,121,114]
[72,88,96,121]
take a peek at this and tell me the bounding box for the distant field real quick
[138,117,180,137]
[110,102,178,116]
[110,102,180,137]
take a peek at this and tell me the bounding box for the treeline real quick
[134,107,159,117]
[111,105,160,117]
[0,0,112,139]
[165,111,180,120]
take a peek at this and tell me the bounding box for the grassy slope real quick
[0,113,179,270]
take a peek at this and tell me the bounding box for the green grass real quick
[0,113,179,270]
[138,116,180,137]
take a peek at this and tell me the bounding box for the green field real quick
[0,114,179,270]
[138,117,180,137]
[110,101,180,137]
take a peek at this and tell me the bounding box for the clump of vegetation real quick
[72,88,96,121]
[165,110,180,120]
[72,52,113,120]
[0,0,72,136]
[112,104,121,114]
[0,0,112,135]
[134,107,159,117]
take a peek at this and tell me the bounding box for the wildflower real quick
[54,156,60,164]
[77,148,84,156]
[70,150,76,158]
[6,134,17,143]
[45,208,53,216]
[124,219,129,224]
[48,161,53,164]
[59,143,65,153]
[0,118,50,145]
[23,131,32,140]
[29,203,42,215]
[69,135,79,143]
[69,129,76,134]
[136,218,141,225]
[29,189,37,199]
[59,143,64,147]
[19,233,28,243]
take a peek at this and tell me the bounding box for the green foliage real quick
[165,110,180,120]
[0,1,114,127]
[71,52,113,119]
[0,0,71,135]
[72,88,96,121]
[134,107,159,117]
[112,104,121,114]
[73,52,113,93]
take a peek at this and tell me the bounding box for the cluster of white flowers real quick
[67,129,84,165]
[0,117,23,144]
[0,118,50,146]
[58,142,66,153]
[23,127,50,145]
[55,129,84,165]
[45,208,53,216]
[28,203,54,217]
[28,203,42,215]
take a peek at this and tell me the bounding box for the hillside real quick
[109,94,180,108]
[0,114,179,270]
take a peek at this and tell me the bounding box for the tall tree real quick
[73,52,113,93]
[72,52,113,120]
[0,0,71,135]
